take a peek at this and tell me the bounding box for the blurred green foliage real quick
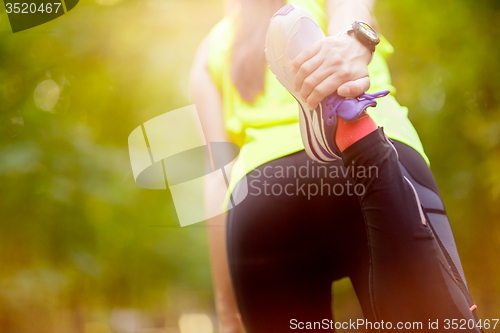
[0,0,223,331]
[0,0,499,332]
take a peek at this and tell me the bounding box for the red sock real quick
[335,112,378,152]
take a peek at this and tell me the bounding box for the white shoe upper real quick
[265,4,325,102]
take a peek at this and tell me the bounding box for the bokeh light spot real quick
[34,79,60,112]
[96,0,122,6]
[178,313,213,333]
[419,86,446,113]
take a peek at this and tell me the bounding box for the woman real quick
[190,0,481,332]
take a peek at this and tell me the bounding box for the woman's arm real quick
[190,36,245,333]
[290,0,378,108]
[326,0,377,36]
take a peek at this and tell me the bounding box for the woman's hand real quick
[290,34,372,110]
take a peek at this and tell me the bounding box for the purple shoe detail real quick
[272,4,294,18]
[324,90,390,125]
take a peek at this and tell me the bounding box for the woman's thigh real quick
[227,151,368,332]
[395,140,471,298]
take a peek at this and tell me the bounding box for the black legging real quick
[227,128,481,332]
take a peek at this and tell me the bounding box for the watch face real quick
[355,21,380,45]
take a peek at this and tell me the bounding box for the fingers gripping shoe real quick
[265,4,389,162]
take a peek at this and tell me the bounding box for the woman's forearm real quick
[326,0,377,36]
[191,35,244,333]
[206,211,244,332]
[204,173,244,332]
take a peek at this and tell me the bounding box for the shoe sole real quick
[313,102,341,158]
[265,5,338,163]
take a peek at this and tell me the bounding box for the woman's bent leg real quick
[226,151,374,332]
[342,128,481,332]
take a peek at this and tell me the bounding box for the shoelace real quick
[325,90,390,126]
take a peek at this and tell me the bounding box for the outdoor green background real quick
[0,0,499,332]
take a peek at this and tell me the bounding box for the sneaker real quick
[265,4,337,163]
[265,4,389,162]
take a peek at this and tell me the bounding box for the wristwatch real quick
[338,21,380,53]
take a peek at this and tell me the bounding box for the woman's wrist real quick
[338,32,374,64]
[336,33,372,66]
